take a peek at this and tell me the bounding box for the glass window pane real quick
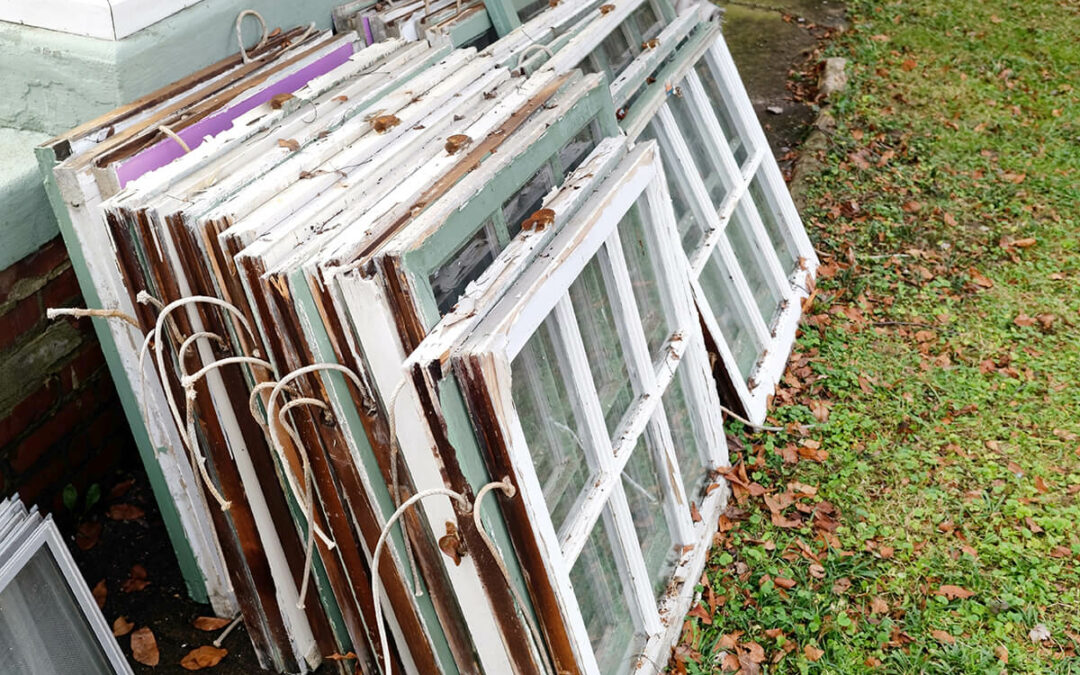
[622,435,678,597]
[512,317,591,531]
[430,220,499,316]
[516,0,549,22]
[694,58,751,168]
[728,207,783,325]
[699,248,761,377]
[638,121,706,256]
[599,26,637,80]
[618,203,671,359]
[633,2,662,41]
[503,163,556,238]
[667,85,730,207]
[569,258,634,437]
[748,174,799,274]
[662,371,709,500]
[569,515,638,674]
[556,122,599,178]
[0,548,113,674]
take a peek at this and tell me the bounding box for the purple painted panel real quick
[116,42,356,187]
[362,17,374,47]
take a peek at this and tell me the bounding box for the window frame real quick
[0,514,134,674]
[441,142,728,674]
[619,28,820,425]
[379,72,620,337]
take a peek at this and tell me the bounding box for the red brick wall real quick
[0,237,134,511]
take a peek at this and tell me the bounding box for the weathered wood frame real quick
[313,75,620,675]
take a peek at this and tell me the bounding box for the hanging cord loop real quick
[235,9,269,64]
[264,363,379,609]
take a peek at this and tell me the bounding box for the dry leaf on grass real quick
[686,603,712,625]
[931,630,956,644]
[131,627,159,667]
[803,644,824,661]
[935,584,974,600]
[193,616,232,631]
[180,646,228,670]
[1028,624,1051,643]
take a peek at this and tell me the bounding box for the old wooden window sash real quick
[198,64,587,675]
[35,28,355,628]
[619,27,819,425]
[367,73,619,338]
[227,62,540,675]
[514,0,679,82]
[0,498,133,674]
[428,142,727,674]
[91,38,444,674]
[430,0,604,58]
[92,38,442,673]
[115,47,515,675]
[290,76,618,673]
[251,72,613,675]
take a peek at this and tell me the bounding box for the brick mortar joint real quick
[0,260,74,316]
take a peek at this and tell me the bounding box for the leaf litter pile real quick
[63,467,274,673]
[671,0,1080,672]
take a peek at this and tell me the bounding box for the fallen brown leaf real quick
[686,603,712,625]
[113,616,134,637]
[804,644,824,661]
[931,630,956,644]
[193,617,232,632]
[180,645,228,670]
[107,504,145,521]
[131,627,159,667]
[870,596,889,615]
[935,584,975,600]
[75,521,102,551]
[277,138,300,152]
[122,564,150,593]
[108,478,135,500]
[995,645,1009,663]
[92,580,106,609]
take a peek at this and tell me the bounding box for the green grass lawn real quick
[673,0,1080,672]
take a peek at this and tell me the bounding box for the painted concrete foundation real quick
[0,0,344,266]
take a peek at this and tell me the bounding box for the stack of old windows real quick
[38,1,816,673]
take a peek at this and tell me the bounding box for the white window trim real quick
[632,34,819,425]
[451,142,728,674]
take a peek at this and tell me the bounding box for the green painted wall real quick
[1,0,345,267]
